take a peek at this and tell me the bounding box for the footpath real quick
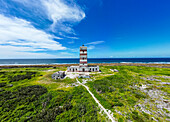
[76,79,115,122]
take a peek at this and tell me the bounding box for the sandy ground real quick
[65,71,90,79]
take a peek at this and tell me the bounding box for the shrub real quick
[0,82,6,87]
[0,85,47,120]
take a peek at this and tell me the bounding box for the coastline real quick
[0,63,170,68]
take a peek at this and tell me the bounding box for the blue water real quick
[0,58,170,65]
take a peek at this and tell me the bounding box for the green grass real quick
[87,66,170,121]
[0,66,170,121]
[0,67,106,121]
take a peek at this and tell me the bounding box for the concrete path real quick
[76,79,115,122]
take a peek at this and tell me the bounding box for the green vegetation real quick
[0,67,105,121]
[0,65,169,121]
[87,66,170,121]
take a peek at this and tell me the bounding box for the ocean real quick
[0,58,170,65]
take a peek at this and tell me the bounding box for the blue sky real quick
[0,0,170,58]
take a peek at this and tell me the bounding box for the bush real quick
[0,82,6,87]
[0,85,47,121]
[132,111,144,122]
[8,71,37,82]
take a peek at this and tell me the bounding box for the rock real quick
[114,69,119,72]
[166,119,170,121]
[110,69,119,72]
[78,75,90,78]
[160,82,170,85]
[110,69,114,72]
[163,100,169,103]
[7,84,13,87]
[72,83,75,86]
[59,106,63,108]
[141,77,161,81]
[82,79,87,84]
[26,116,33,119]
[89,79,92,81]
[151,117,158,122]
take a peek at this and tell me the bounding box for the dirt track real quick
[76,79,115,122]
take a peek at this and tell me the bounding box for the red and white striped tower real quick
[80,45,88,67]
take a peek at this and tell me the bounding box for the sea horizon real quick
[0,58,170,65]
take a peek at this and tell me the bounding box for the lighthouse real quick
[67,45,99,72]
[79,45,88,72]
[80,45,88,66]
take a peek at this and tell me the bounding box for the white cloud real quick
[0,45,56,59]
[60,52,74,56]
[0,0,86,58]
[67,36,79,40]
[0,14,67,58]
[85,41,104,50]
[12,0,85,34]
[0,14,66,51]
[42,0,85,33]
[68,48,78,52]
[88,45,95,50]
[68,41,75,44]
[86,41,104,45]
[0,45,77,59]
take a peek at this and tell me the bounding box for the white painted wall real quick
[80,59,87,62]
[80,56,87,58]
[80,51,87,54]
[67,66,99,72]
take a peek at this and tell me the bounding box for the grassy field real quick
[0,67,105,122]
[0,65,170,121]
[87,66,170,121]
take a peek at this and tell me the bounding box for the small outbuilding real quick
[52,71,65,80]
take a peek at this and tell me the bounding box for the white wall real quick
[67,66,99,72]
